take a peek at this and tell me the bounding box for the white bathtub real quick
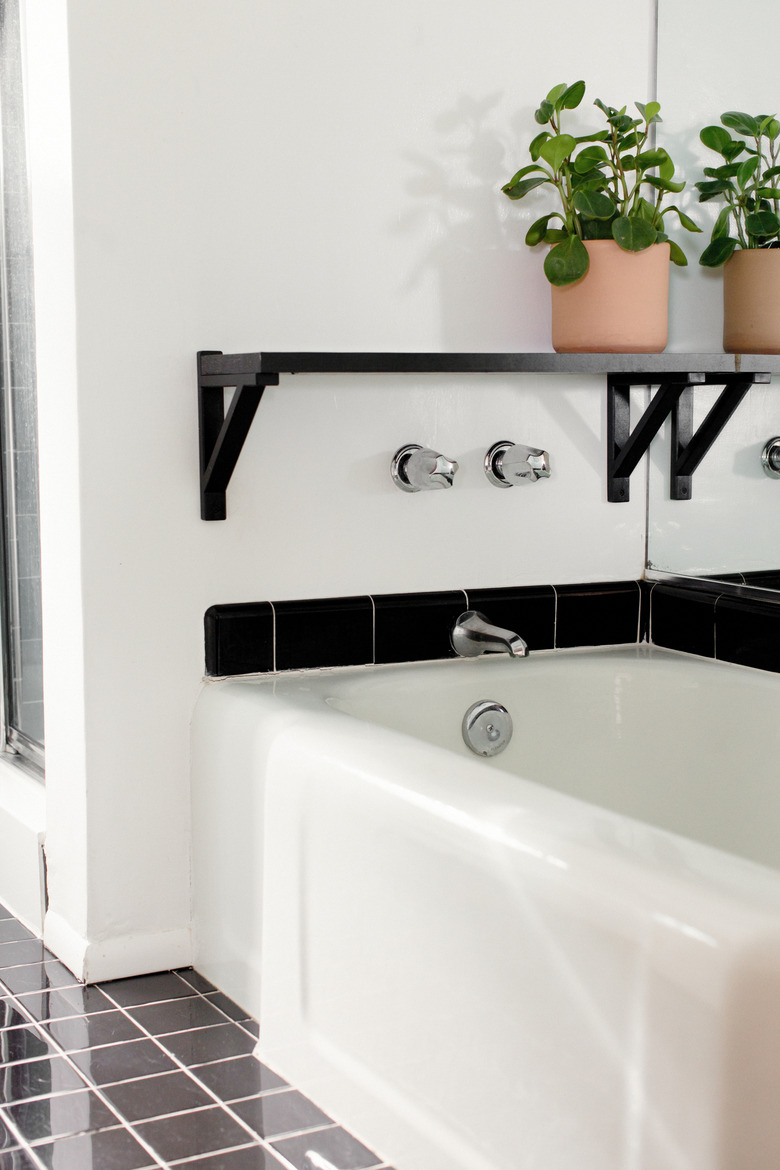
[191,644,780,1170]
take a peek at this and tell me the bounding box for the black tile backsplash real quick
[554,581,641,648]
[373,591,466,664]
[465,586,555,651]
[204,603,274,677]
[273,596,373,671]
[649,583,717,659]
[715,595,780,671]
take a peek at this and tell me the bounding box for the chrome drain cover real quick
[462,700,513,757]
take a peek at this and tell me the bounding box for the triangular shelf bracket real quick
[608,370,770,503]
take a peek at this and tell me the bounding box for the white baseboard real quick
[0,758,46,932]
[44,909,192,983]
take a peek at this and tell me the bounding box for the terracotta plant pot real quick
[550,239,670,354]
[723,248,780,354]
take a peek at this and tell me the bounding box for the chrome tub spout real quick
[451,610,528,659]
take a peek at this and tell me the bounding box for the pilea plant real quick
[502,81,699,286]
[696,111,780,266]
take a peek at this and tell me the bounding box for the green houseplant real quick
[696,110,780,353]
[502,82,699,352]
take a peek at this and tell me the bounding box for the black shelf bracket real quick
[607,370,771,503]
[198,351,279,520]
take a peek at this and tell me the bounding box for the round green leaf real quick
[695,179,733,202]
[662,206,702,233]
[711,206,732,239]
[737,156,759,189]
[612,215,657,251]
[528,131,550,161]
[546,83,568,106]
[759,115,780,140]
[636,148,668,169]
[668,240,687,266]
[746,209,780,238]
[535,100,554,125]
[543,235,589,286]
[757,187,780,199]
[502,174,549,200]
[721,110,761,137]
[573,189,616,220]
[538,134,576,172]
[525,213,561,246]
[699,236,738,267]
[561,80,586,110]
[573,145,607,174]
[700,125,734,155]
[643,175,686,193]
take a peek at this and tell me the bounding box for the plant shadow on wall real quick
[396,93,552,349]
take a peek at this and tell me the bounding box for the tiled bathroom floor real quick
[0,903,394,1169]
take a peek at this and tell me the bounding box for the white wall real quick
[18,0,661,977]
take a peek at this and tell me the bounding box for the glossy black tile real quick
[43,1010,146,1052]
[204,992,253,1025]
[4,1087,117,1142]
[716,596,780,672]
[554,580,640,648]
[0,1055,85,1104]
[0,1027,55,1066]
[0,943,50,971]
[272,1126,383,1169]
[15,985,115,1023]
[134,1105,253,1163]
[101,1071,214,1123]
[274,596,374,672]
[0,1005,31,1032]
[173,1146,287,1169]
[159,1024,257,1067]
[229,1089,331,1140]
[99,972,197,1009]
[175,970,218,995]
[191,1056,287,1103]
[649,584,716,658]
[464,586,556,651]
[69,1039,178,1085]
[373,591,467,664]
[0,962,79,998]
[638,579,652,643]
[128,995,227,1036]
[32,1125,156,1170]
[0,1114,18,1152]
[205,604,274,677]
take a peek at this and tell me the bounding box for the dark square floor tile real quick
[238,1020,259,1040]
[204,992,253,1025]
[159,1024,257,1067]
[0,1027,55,1066]
[191,1056,287,1103]
[0,1113,18,1152]
[0,1054,86,1104]
[43,1010,146,1052]
[0,962,79,998]
[0,924,32,946]
[69,1038,178,1085]
[0,1150,39,1169]
[205,603,274,677]
[176,970,218,995]
[272,1126,383,1169]
[274,596,374,671]
[15,984,115,1023]
[33,1126,155,1170]
[101,1071,214,1122]
[555,581,641,648]
[134,1105,254,1163]
[0,1004,32,1032]
[129,996,227,1036]
[0,942,50,970]
[99,971,197,1009]
[5,1087,117,1142]
[172,1146,287,1168]
[373,591,467,664]
[464,586,556,652]
[230,1090,331,1140]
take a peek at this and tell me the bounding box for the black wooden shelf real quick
[197,350,780,519]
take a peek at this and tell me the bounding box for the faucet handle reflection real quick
[485,440,551,488]
[451,611,528,659]
[391,444,459,492]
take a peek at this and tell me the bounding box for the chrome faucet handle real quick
[391,444,459,492]
[484,440,551,488]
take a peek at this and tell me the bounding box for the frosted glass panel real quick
[0,0,44,764]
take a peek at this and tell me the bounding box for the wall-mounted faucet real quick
[484,440,551,488]
[762,437,780,478]
[451,611,528,658]
[391,444,458,492]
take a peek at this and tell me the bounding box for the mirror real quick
[648,1,780,592]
